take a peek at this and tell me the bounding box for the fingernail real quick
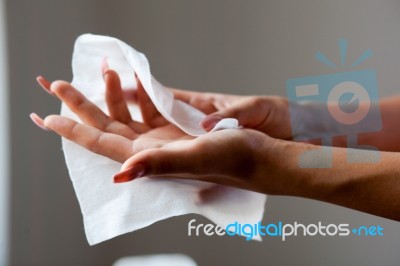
[30,113,49,131]
[36,76,54,96]
[101,56,110,75]
[101,57,110,82]
[200,115,223,131]
[113,164,145,183]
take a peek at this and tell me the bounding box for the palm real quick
[131,124,193,153]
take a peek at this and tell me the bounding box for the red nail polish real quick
[113,164,145,183]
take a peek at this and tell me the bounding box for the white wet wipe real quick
[61,34,266,245]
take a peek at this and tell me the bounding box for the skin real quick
[31,70,400,221]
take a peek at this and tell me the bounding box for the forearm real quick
[290,96,400,152]
[265,141,400,221]
[359,96,400,151]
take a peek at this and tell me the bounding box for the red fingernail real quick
[36,76,54,96]
[30,113,49,131]
[200,115,223,131]
[113,164,145,183]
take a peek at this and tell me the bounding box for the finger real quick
[136,76,168,127]
[114,134,246,182]
[104,70,150,133]
[170,88,195,103]
[43,114,133,163]
[101,56,110,75]
[30,112,50,130]
[36,75,55,96]
[104,69,132,124]
[170,88,219,105]
[113,144,250,190]
[171,88,217,113]
[50,80,137,139]
[171,88,241,113]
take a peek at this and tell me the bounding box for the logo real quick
[188,219,384,241]
[286,39,381,167]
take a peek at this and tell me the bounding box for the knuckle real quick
[249,96,265,109]
[88,132,104,154]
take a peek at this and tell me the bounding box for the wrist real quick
[254,136,312,196]
[289,101,335,141]
[255,138,345,199]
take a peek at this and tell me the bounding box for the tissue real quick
[61,34,267,245]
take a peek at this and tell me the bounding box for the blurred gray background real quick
[5,0,400,265]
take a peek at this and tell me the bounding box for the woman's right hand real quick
[129,83,293,140]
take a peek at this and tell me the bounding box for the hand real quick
[129,84,292,139]
[31,71,192,163]
[31,70,298,194]
[116,127,293,195]
[32,71,400,221]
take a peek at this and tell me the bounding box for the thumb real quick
[113,145,203,183]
